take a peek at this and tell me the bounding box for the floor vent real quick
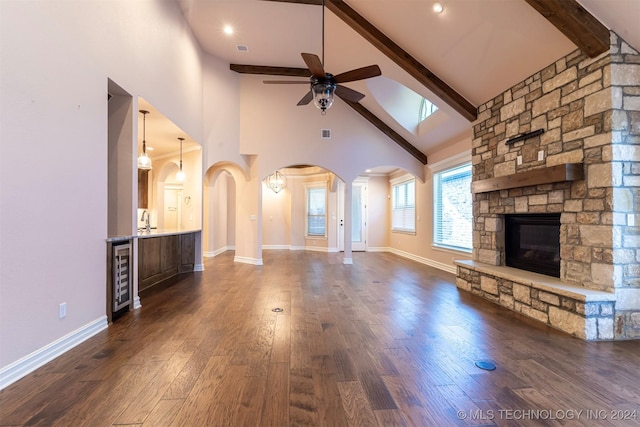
[321,129,331,139]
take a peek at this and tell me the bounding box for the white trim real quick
[367,246,390,252]
[289,246,306,251]
[204,246,234,258]
[133,296,142,309]
[427,150,472,173]
[389,172,415,186]
[0,316,108,391]
[343,257,353,265]
[389,248,457,274]
[194,264,205,272]
[262,245,290,250]
[234,256,263,266]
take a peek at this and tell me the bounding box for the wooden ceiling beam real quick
[524,0,610,58]
[262,0,477,122]
[325,0,476,122]
[341,99,427,164]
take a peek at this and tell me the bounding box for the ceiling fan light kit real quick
[312,77,336,114]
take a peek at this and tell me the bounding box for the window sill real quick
[392,229,416,236]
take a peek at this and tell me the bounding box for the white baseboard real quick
[343,257,353,265]
[367,246,390,252]
[234,256,263,266]
[204,246,234,258]
[133,296,142,309]
[262,245,290,250]
[194,264,205,272]
[388,248,457,274]
[0,316,108,391]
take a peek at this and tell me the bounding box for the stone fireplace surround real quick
[455,32,640,341]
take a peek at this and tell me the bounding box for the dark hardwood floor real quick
[1,251,639,426]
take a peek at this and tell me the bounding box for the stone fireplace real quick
[456,32,640,340]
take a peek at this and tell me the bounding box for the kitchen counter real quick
[106,228,201,242]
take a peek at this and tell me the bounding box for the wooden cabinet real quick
[180,233,195,272]
[138,170,149,209]
[138,233,195,292]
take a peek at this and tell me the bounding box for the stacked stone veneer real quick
[456,32,640,340]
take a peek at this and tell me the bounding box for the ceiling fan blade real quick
[263,80,310,84]
[335,85,365,103]
[297,91,314,106]
[333,65,381,83]
[301,53,326,78]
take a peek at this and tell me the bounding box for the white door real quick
[164,187,181,229]
[351,181,367,251]
[337,180,367,252]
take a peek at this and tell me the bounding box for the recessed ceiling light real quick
[432,2,444,13]
[223,25,234,35]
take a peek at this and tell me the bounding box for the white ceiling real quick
[171,0,639,158]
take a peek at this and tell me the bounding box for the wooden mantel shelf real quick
[471,163,583,194]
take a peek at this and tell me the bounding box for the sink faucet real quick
[141,210,150,232]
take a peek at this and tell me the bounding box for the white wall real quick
[0,0,204,370]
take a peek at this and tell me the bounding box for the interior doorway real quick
[338,179,368,252]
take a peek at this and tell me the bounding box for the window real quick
[419,97,438,122]
[306,185,326,236]
[433,162,472,252]
[391,176,415,233]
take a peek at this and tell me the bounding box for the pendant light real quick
[176,137,186,182]
[265,170,287,194]
[137,110,152,170]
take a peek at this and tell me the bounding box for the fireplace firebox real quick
[505,214,561,277]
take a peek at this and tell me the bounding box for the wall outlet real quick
[59,302,67,319]
[537,150,545,161]
[517,155,523,165]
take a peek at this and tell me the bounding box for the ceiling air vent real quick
[321,129,331,139]
[236,45,249,52]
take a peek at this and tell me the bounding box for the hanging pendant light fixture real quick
[312,0,335,115]
[265,170,287,194]
[137,110,152,170]
[176,137,186,182]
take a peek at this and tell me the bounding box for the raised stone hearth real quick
[456,32,640,340]
[456,261,616,340]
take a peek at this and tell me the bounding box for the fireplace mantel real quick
[471,163,583,194]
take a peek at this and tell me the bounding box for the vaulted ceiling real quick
[175,0,640,162]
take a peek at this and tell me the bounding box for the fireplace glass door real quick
[505,214,561,277]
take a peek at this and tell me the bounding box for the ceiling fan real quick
[264,0,381,115]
